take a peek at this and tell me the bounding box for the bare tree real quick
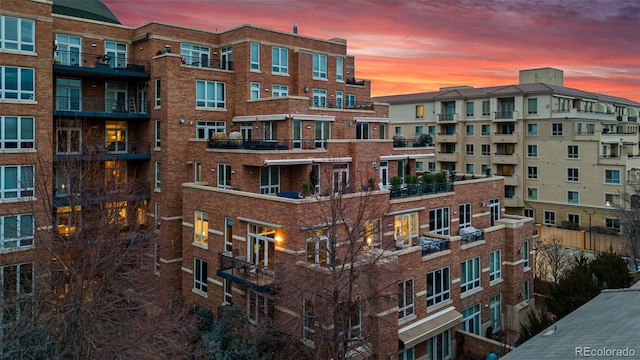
[617,183,640,271]
[534,236,573,284]
[0,127,195,359]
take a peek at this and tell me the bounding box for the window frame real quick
[217,163,231,189]
[312,53,327,79]
[313,88,327,108]
[527,166,538,180]
[466,101,474,117]
[427,267,450,307]
[0,16,35,52]
[194,211,208,246]
[250,82,260,100]
[527,144,538,158]
[398,278,415,319]
[0,66,35,100]
[429,207,450,235]
[527,123,538,136]
[567,190,579,204]
[489,250,501,281]
[416,105,424,119]
[460,257,480,293]
[0,213,34,249]
[250,42,260,71]
[527,98,538,114]
[196,80,226,108]
[196,120,225,140]
[605,169,621,184]
[567,168,579,182]
[543,210,556,226]
[154,79,161,107]
[193,257,208,293]
[552,123,563,136]
[271,46,289,74]
[482,100,490,116]
[0,116,34,149]
[567,145,579,159]
[272,84,288,97]
[154,161,160,190]
[481,124,491,136]
[154,120,161,149]
[336,57,343,81]
[461,303,481,335]
[0,164,34,199]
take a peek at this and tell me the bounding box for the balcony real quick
[555,108,616,121]
[53,141,152,161]
[392,136,434,148]
[389,182,452,200]
[436,132,459,143]
[493,111,516,121]
[460,227,484,244]
[346,78,365,86]
[437,113,458,123]
[180,55,233,70]
[492,132,518,143]
[437,151,457,162]
[501,174,519,186]
[492,152,518,164]
[504,195,522,207]
[54,97,151,119]
[217,250,274,292]
[320,99,373,110]
[53,181,151,208]
[418,236,449,256]
[53,50,150,80]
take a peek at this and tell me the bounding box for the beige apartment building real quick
[374,68,640,235]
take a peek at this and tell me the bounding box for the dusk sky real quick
[103,0,640,102]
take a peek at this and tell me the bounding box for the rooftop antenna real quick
[293,22,298,34]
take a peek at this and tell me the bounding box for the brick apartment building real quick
[1,0,535,358]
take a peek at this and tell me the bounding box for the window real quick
[260,166,279,194]
[428,125,436,136]
[1,165,34,199]
[271,47,288,74]
[394,212,419,247]
[416,161,424,172]
[543,211,555,226]
[272,84,288,97]
[154,202,160,231]
[335,91,343,109]
[605,217,620,233]
[194,211,208,246]
[223,278,232,305]
[426,329,451,360]
[398,278,414,319]
[461,303,481,335]
[250,42,260,70]
[458,203,471,229]
[527,187,538,200]
[568,213,580,226]
[303,298,314,342]
[526,145,538,158]
[0,262,33,329]
[154,120,161,148]
[552,123,563,136]
[307,229,333,265]
[523,281,530,303]
[481,124,490,136]
[527,98,538,114]
[429,207,450,235]
[223,217,233,252]
[482,100,490,116]
[363,219,382,249]
[154,161,160,190]
[194,161,201,182]
[196,120,225,139]
[428,162,436,172]
[105,41,127,68]
[490,294,502,332]
[416,105,424,118]
[196,80,225,108]
[263,121,277,142]
[312,54,327,79]
[218,163,231,189]
[0,116,33,149]
[605,193,621,208]
[605,170,620,184]
[1,213,33,249]
[0,16,34,52]
[415,126,424,136]
[466,102,474,117]
[395,126,402,135]
[55,34,81,65]
[524,208,534,219]
[313,89,326,108]
[247,289,273,325]
[460,257,480,293]
[336,57,343,81]
[193,258,207,293]
[154,243,160,273]
[155,79,161,107]
[426,267,450,307]
[527,123,538,136]
[250,82,260,99]
[490,250,501,281]
[0,66,34,100]
[356,122,369,140]
[481,144,490,156]
[466,125,474,136]
[527,166,538,180]
[586,123,595,134]
[567,168,579,182]
[346,94,356,108]
[567,145,579,159]
[180,43,210,67]
[315,121,331,148]
[465,144,474,156]
[567,191,579,204]
[339,297,361,340]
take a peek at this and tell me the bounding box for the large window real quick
[427,329,451,360]
[194,211,208,246]
[527,145,538,158]
[218,163,231,189]
[1,262,33,330]
[398,278,414,319]
[336,57,343,81]
[55,34,81,65]
[527,98,538,114]
[543,211,556,226]
[1,213,33,250]
[0,16,34,52]
[0,116,33,149]
[55,78,81,111]
[426,267,450,307]
[461,304,481,335]
[193,258,207,293]
[482,100,490,116]
[490,294,502,332]
[394,212,419,247]
[306,229,330,265]
[527,166,538,180]
[605,170,620,184]
[523,241,530,269]
[552,123,563,136]
[250,43,260,70]
[490,250,501,281]
[260,166,280,194]
[1,165,34,199]
[466,102,474,117]
[250,82,260,99]
[196,120,225,140]
[459,203,471,229]
[0,66,34,100]
[272,84,288,97]
[567,190,579,204]
[460,257,480,293]
[527,123,538,136]
[313,89,326,108]
[105,41,127,69]
[312,54,327,79]
[302,298,314,342]
[196,80,225,108]
[180,43,210,67]
[429,207,450,235]
[271,47,288,74]
[416,105,424,119]
[567,145,579,159]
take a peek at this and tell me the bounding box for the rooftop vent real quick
[293,22,298,34]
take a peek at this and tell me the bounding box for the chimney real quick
[293,22,298,34]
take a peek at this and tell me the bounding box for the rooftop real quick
[52,0,121,24]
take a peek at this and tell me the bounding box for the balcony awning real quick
[408,153,436,159]
[398,307,463,349]
[380,155,408,161]
[601,139,622,144]
[312,157,352,163]
[232,114,289,122]
[264,158,313,166]
[291,114,335,121]
[353,116,390,123]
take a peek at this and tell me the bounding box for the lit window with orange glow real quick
[363,219,381,250]
[415,104,424,119]
[194,211,208,246]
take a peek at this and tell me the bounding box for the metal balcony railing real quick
[346,77,365,86]
[218,250,274,290]
[208,138,331,150]
[53,50,150,72]
[55,141,151,157]
[418,236,449,256]
[55,96,150,114]
[180,55,234,70]
[389,182,452,199]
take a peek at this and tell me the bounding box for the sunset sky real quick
[103,0,640,103]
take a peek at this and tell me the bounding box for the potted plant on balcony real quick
[434,171,448,192]
[301,181,313,197]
